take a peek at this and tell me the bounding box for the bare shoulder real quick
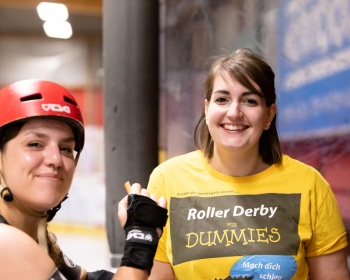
[0,223,29,241]
[0,223,31,250]
[0,224,56,280]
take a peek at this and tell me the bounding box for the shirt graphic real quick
[170,193,300,279]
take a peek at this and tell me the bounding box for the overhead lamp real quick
[37,2,72,39]
[37,2,69,21]
[43,21,73,39]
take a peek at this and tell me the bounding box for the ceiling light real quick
[43,21,73,39]
[37,2,69,21]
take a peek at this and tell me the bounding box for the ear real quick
[0,152,4,187]
[267,103,277,123]
[204,99,209,123]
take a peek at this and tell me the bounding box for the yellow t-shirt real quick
[147,151,348,280]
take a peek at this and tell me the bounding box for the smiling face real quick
[205,72,276,156]
[0,119,76,212]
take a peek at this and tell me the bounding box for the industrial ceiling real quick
[0,0,102,36]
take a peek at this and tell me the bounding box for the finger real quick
[158,196,167,208]
[130,183,142,195]
[118,195,128,210]
[156,228,162,238]
[117,195,129,227]
[140,188,150,197]
[150,193,158,204]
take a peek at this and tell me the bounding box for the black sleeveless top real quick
[0,215,9,225]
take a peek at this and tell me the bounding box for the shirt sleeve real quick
[305,173,348,257]
[147,169,171,263]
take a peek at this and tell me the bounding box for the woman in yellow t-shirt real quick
[147,49,349,280]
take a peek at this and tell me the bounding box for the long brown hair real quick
[194,48,282,165]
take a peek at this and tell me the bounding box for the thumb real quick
[158,196,167,209]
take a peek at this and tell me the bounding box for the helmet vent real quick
[20,93,43,102]
[64,95,77,107]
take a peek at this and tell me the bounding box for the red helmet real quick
[0,79,84,152]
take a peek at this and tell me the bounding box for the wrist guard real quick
[120,194,168,275]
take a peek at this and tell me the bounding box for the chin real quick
[223,144,246,150]
[32,197,64,213]
[34,203,56,213]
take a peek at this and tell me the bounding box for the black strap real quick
[120,194,168,275]
[57,251,82,280]
[86,270,114,280]
[0,215,9,225]
[125,194,168,230]
[48,268,67,280]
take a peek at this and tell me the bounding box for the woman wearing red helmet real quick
[0,80,167,280]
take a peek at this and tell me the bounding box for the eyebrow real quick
[212,89,257,96]
[24,131,75,144]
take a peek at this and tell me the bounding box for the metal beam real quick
[103,0,159,267]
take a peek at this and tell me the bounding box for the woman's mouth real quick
[223,124,247,131]
[37,173,62,180]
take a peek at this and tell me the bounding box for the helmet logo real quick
[42,104,71,113]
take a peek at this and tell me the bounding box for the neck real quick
[209,146,270,177]
[0,200,42,240]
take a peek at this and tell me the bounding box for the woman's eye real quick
[215,97,228,104]
[60,146,74,154]
[27,142,42,148]
[244,98,258,105]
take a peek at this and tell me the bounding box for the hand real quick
[118,183,167,236]
[118,183,168,274]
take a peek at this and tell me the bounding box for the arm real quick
[0,225,152,280]
[0,224,57,280]
[0,223,153,280]
[113,267,148,280]
[149,260,175,280]
[307,248,350,279]
[89,183,168,280]
[114,260,174,280]
[147,174,176,280]
[114,183,168,280]
[0,184,167,280]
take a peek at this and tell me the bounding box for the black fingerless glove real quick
[120,194,168,275]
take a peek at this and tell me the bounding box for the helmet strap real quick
[37,216,49,253]
[74,152,81,166]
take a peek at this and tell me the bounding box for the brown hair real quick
[194,48,282,165]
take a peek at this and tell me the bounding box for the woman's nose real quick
[227,102,243,119]
[44,145,63,168]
